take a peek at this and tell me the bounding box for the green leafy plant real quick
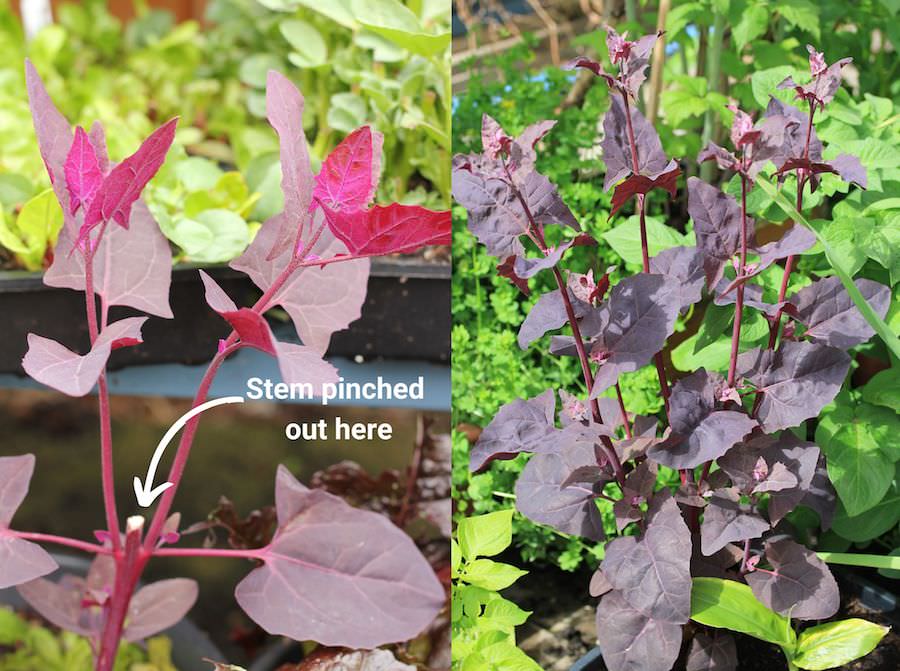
[691,577,890,671]
[451,510,542,671]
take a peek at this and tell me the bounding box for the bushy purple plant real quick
[0,63,450,670]
[452,28,891,671]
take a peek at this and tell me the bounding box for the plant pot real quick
[0,554,223,671]
[570,647,604,671]
[0,257,450,375]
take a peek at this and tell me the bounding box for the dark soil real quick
[506,562,899,671]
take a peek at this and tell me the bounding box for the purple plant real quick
[452,29,890,671]
[0,63,450,670]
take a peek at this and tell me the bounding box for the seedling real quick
[0,63,450,670]
[453,30,893,671]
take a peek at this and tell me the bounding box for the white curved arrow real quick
[134,396,245,507]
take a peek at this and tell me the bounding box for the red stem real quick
[726,168,750,388]
[614,383,632,438]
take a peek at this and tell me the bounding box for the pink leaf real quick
[0,455,58,589]
[235,466,444,648]
[123,578,199,642]
[81,117,178,237]
[88,121,110,175]
[25,60,77,237]
[231,211,369,354]
[263,71,315,261]
[313,126,380,211]
[46,201,174,318]
[320,203,451,256]
[64,126,103,215]
[199,271,339,393]
[22,317,147,397]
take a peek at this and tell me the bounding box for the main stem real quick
[726,166,750,387]
[84,245,121,551]
[621,91,671,415]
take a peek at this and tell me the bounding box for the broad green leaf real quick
[750,66,796,108]
[777,0,820,39]
[816,402,897,516]
[327,92,368,134]
[665,2,705,36]
[863,369,900,413]
[0,173,34,207]
[238,54,283,89]
[0,189,63,271]
[464,559,527,591]
[477,640,544,671]
[175,157,223,192]
[482,597,531,628]
[792,619,888,670]
[757,177,900,360]
[165,209,251,263]
[831,481,900,542]
[820,217,869,277]
[734,4,769,49]
[0,609,28,645]
[353,0,450,58]
[451,538,461,578]
[280,20,327,68]
[690,577,796,648]
[601,215,691,265]
[458,509,514,560]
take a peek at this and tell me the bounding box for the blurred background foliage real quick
[0,0,450,270]
[451,0,899,572]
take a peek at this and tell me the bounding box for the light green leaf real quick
[327,92,368,133]
[817,551,900,572]
[0,609,28,646]
[750,66,796,108]
[0,173,34,207]
[665,2,705,36]
[464,559,527,591]
[831,481,900,543]
[477,640,544,670]
[777,0,820,39]
[862,368,900,412]
[239,54,283,89]
[166,209,251,263]
[0,189,63,271]
[601,215,691,265]
[816,402,897,516]
[451,538,461,579]
[482,597,531,628]
[457,509,514,561]
[175,157,223,192]
[734,4,769,50]
[690,577,796,648]
[757,177,900,359]
[353,0,450,58]
[792,619,888,670]
[280,20,327,68]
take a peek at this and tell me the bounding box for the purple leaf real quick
[198,271,338,394]
[231,211,369,355]
[64,126,103,215]
[22,317,148,396]
[25,60,76,237]
[778,55,852,107]
[596,590,683,671]
[829,153,867,188]
[81,118,178,237]
[745,538,839,620]
[751,461,798,494]
[260,71,315,260]
[738,341,851,432]
[589,274,681,398]
[700,488,770,556]
[513,240,573,280]
[313,126,380,211]
[0,455,58,589]
[765,98,824,171]
[649,246,705,311]
[698,142,739,173]
[497,255,530,295]
[648,369,757,470]
[520,171,580,231]
[687,177,753,289]
[508,120,558,183]
[799,453,837,530]
[613,461,657,530]
[469,390,557,471]
[602,493,693,622]
[687,632,737,671]
[514,440,607,541]
[235,466,444,648]
[16,576,98,637]
[46,200,174,318]
[590,568,613,597]
[123,578,199,642]
[602,95,677,191]
[481,114,510,160]
[451,169,527,258]
[753,225,817,274]
[518,289,590,349]
[792,276,890,349]
[714,280,790,318]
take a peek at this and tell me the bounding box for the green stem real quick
[817,552,900,571]
[699,12,726,183]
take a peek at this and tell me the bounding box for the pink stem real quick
[10,531,108,555]
[153,547,263,560]
[96,522,146,671]
[84,246,121,551]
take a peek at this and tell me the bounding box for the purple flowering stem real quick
[620,90,672,415]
